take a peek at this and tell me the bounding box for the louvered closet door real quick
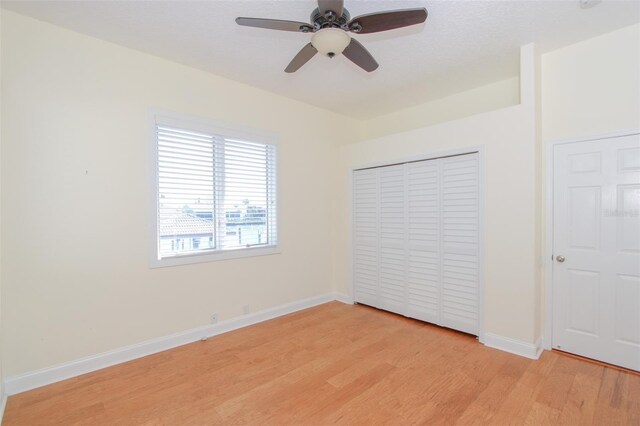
[352,153,480,336]
[377,165,407,314]
[353,169,379,307]
[440,154,480,335]
[405,160,441,324]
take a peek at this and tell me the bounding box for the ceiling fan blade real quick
[236,17,313,33]
[348,8,428,34]
[285,43,318,73]
[318,0,344,17]
[342,38,378,72]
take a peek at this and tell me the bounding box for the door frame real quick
[349,145,486,344]
[543,128,640,351]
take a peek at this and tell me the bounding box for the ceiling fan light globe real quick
[311,28,351,57]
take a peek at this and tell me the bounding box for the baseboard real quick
[4,292,351,396]
[0,391,7,424]
[483,333,543,360]
[535,336,544,359]
[332,292,353,304]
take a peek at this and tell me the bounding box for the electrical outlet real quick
[242,304,251,315]
[210,313,218,324]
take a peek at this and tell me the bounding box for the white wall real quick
[0,11,361,378]
[542,23,640,141]
[364,77,520,141]
[334,46,541,345]
[540,23,640,340]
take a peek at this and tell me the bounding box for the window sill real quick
[149,245,281,269]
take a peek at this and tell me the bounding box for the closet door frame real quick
[349,146,486,344]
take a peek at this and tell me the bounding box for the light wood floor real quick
[4,302,639,425]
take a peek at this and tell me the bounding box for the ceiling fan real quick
[236,0,428,73]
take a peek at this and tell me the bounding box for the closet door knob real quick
[556,255,565,263]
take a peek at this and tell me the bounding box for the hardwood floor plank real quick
[4,302,638,425]
[534,355,578,411]
[557,371,601,425]
[524,401,561,426]
[488,351,558,425]
[454,354,530,425]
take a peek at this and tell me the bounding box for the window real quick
[150,112,278,267]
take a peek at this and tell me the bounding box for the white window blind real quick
[155,121,277,262]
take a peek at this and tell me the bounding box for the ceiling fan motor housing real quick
[310,7,351,30]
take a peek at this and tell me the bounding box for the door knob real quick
[556,255,565,263]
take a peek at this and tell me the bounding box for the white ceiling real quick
[2,0,639,119]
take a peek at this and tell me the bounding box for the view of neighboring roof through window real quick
[153,118,277,264]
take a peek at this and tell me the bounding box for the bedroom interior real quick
[0,0,639,424]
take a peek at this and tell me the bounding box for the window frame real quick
[148,109,281,268]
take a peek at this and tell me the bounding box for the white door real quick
[377,164,407,314]
[405,160,441,324]
[553,134,640,371]
[439,155,480,335]
[353,169,379,308]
